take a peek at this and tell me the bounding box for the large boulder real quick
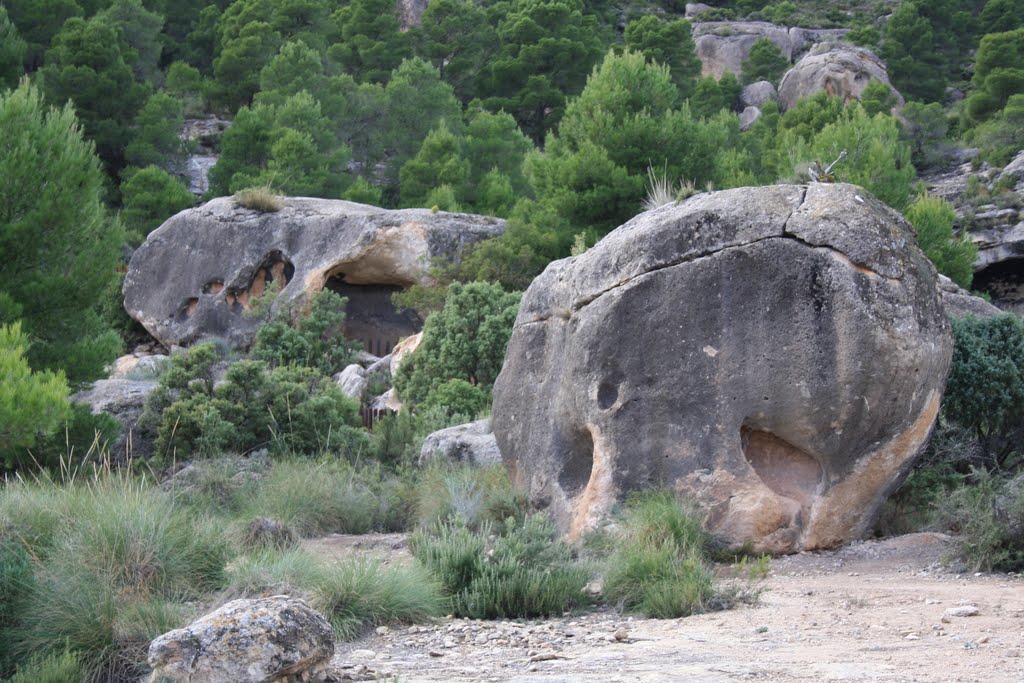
[740,80,777,109]
[123,198,503,350]
[492,184,953,554]
[778,43,903,112]
[147,596,334,683]
[937,275,1002,320]
[692,21,847,79]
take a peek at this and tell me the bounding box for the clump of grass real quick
[233,185,284,212]
[602,491,718,618]
[411,514,591,620]
[3,650,86,683]
[226,549,443,639]
[0,467,231,681]
[414,462,525,530]
[241,459,385,536]
[238,516,299,552]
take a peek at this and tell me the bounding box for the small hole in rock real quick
[597,382,618,410]
[559,427,594,498]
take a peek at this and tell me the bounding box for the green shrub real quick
[249,289,358,376]
[411,514,590,619]
[943,314,1024,469]
[146,345,365,461]
[420,379,490,421]
[394,282,520,408]
[741,38,788,85]
[905,193,978,289]
[602,491,717,618]
[935,470,1024,572]
[0,539,34,676]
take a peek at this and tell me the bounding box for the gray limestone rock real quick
[692,21,847,79]
[72,379,158,461]
[778,43,903,112]
[740,80,777,109]
[492,183,952,554]
[739,106,762,131]
[335,364,369,402]
[419,419,502,466]
[123,197,503,350]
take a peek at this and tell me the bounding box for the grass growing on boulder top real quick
[233,185,285,212]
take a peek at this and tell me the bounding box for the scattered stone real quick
[944,606,980,618]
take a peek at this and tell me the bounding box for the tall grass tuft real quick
[226,549,443,639]
[602,491,717,618]
[411,514,591,619]
[414,463,525,530]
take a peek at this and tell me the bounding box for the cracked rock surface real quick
[492,184,953,554]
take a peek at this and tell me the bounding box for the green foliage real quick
[899,101,950,170]
[411,0,494,101]
[971,93,1024,166]
[124,92,187,169]
[943,314,1024,469]
[623,15,701,96]
[805,103,916,211]
[342,176,383,205]
[3,0,83,68]
[0,82,123,384]
[0,323,70,464]
[329,0,409,84]
[905,193,977,288]
[980,0,1024,34]
[400,121,470,208]
[690,71,742,119]
[0,539,35,676]
[741,38,788,85]
[0,8,27,90]
[411,514,590,619]
[119,166,194,243]
[966,28,1024,122]
[95,0,164,86]
[419,379,489,421]
[38,14,149,173]
[935,469,1024,572]
[527,50,736,244]
[481,0,605,141]
[3,651,85,683]
[249,288,358,375]
[602,491,717,618]
[242,459,396,537]
[394,281,520,408]
[859,79,897,116]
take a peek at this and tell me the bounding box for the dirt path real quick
[314,533,1024,682]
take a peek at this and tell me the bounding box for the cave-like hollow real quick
[325,275,423,356]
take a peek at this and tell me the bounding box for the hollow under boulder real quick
[123,197,504,349]
[491,183,953,554]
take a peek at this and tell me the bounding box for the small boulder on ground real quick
[147,596,334,683]
[335,364,369,402]
[72,379,159,461]
[740,80,777,109]
[419,419,502,466]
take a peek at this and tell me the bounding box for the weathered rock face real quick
[778,43,904,112]
[739,106,762,130]
[147,596,334,683]
[124,198,503,350]
[72,379,158,461]
[420,419,502,466]
[937,275,1002,320]
[492,184,952,554]
[692,21,847,79]
[740,80,777,109]
[335,364,369,402]
[397,0,429,30]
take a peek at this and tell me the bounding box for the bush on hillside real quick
[250,288,359,376]
[905,193,977,289]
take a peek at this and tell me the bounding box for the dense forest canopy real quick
[0,0,1022,457]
